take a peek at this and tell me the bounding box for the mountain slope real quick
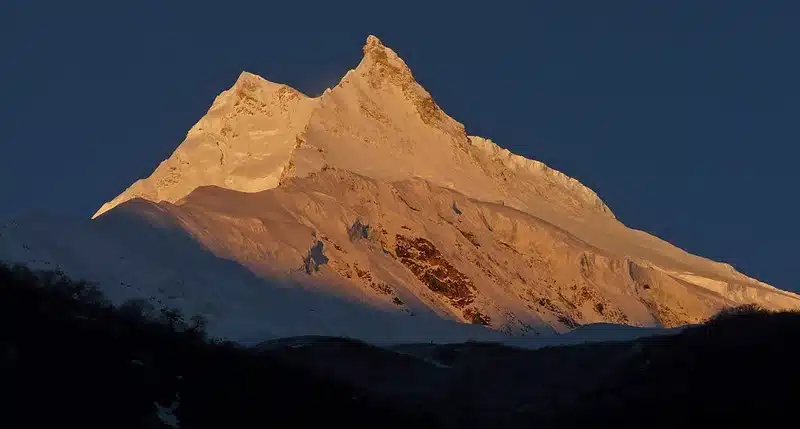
[0,206,511,344]
[3,35,798,344]
[92,72,318,219]
[111,167,800,332]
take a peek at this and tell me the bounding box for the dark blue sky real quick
[2,1,798,291]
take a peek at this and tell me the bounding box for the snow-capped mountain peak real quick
[92,36,610,221]
[5,35,798,346]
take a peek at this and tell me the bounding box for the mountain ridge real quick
[91,35,613,221]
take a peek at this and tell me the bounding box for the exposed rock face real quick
[9,34,795,340]
[394,234,476,308]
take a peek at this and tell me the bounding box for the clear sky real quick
[1,1,798,291]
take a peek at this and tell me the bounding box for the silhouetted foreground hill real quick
[2,262,799,428]
[530,304,800,427]
[0,263,435,429]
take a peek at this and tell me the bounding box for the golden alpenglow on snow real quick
[5,36,798,345]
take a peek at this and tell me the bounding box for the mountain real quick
[2,35,798,344]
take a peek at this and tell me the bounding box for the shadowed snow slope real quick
[0,206,507,345]
[2,35,798,345]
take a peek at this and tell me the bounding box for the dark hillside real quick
[0,262,436,429]
[2,261,799,428]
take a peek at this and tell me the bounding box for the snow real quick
[0,205,507,345]
[2,189,794,347]
[155,395,180,429]
[92,35,615,223]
